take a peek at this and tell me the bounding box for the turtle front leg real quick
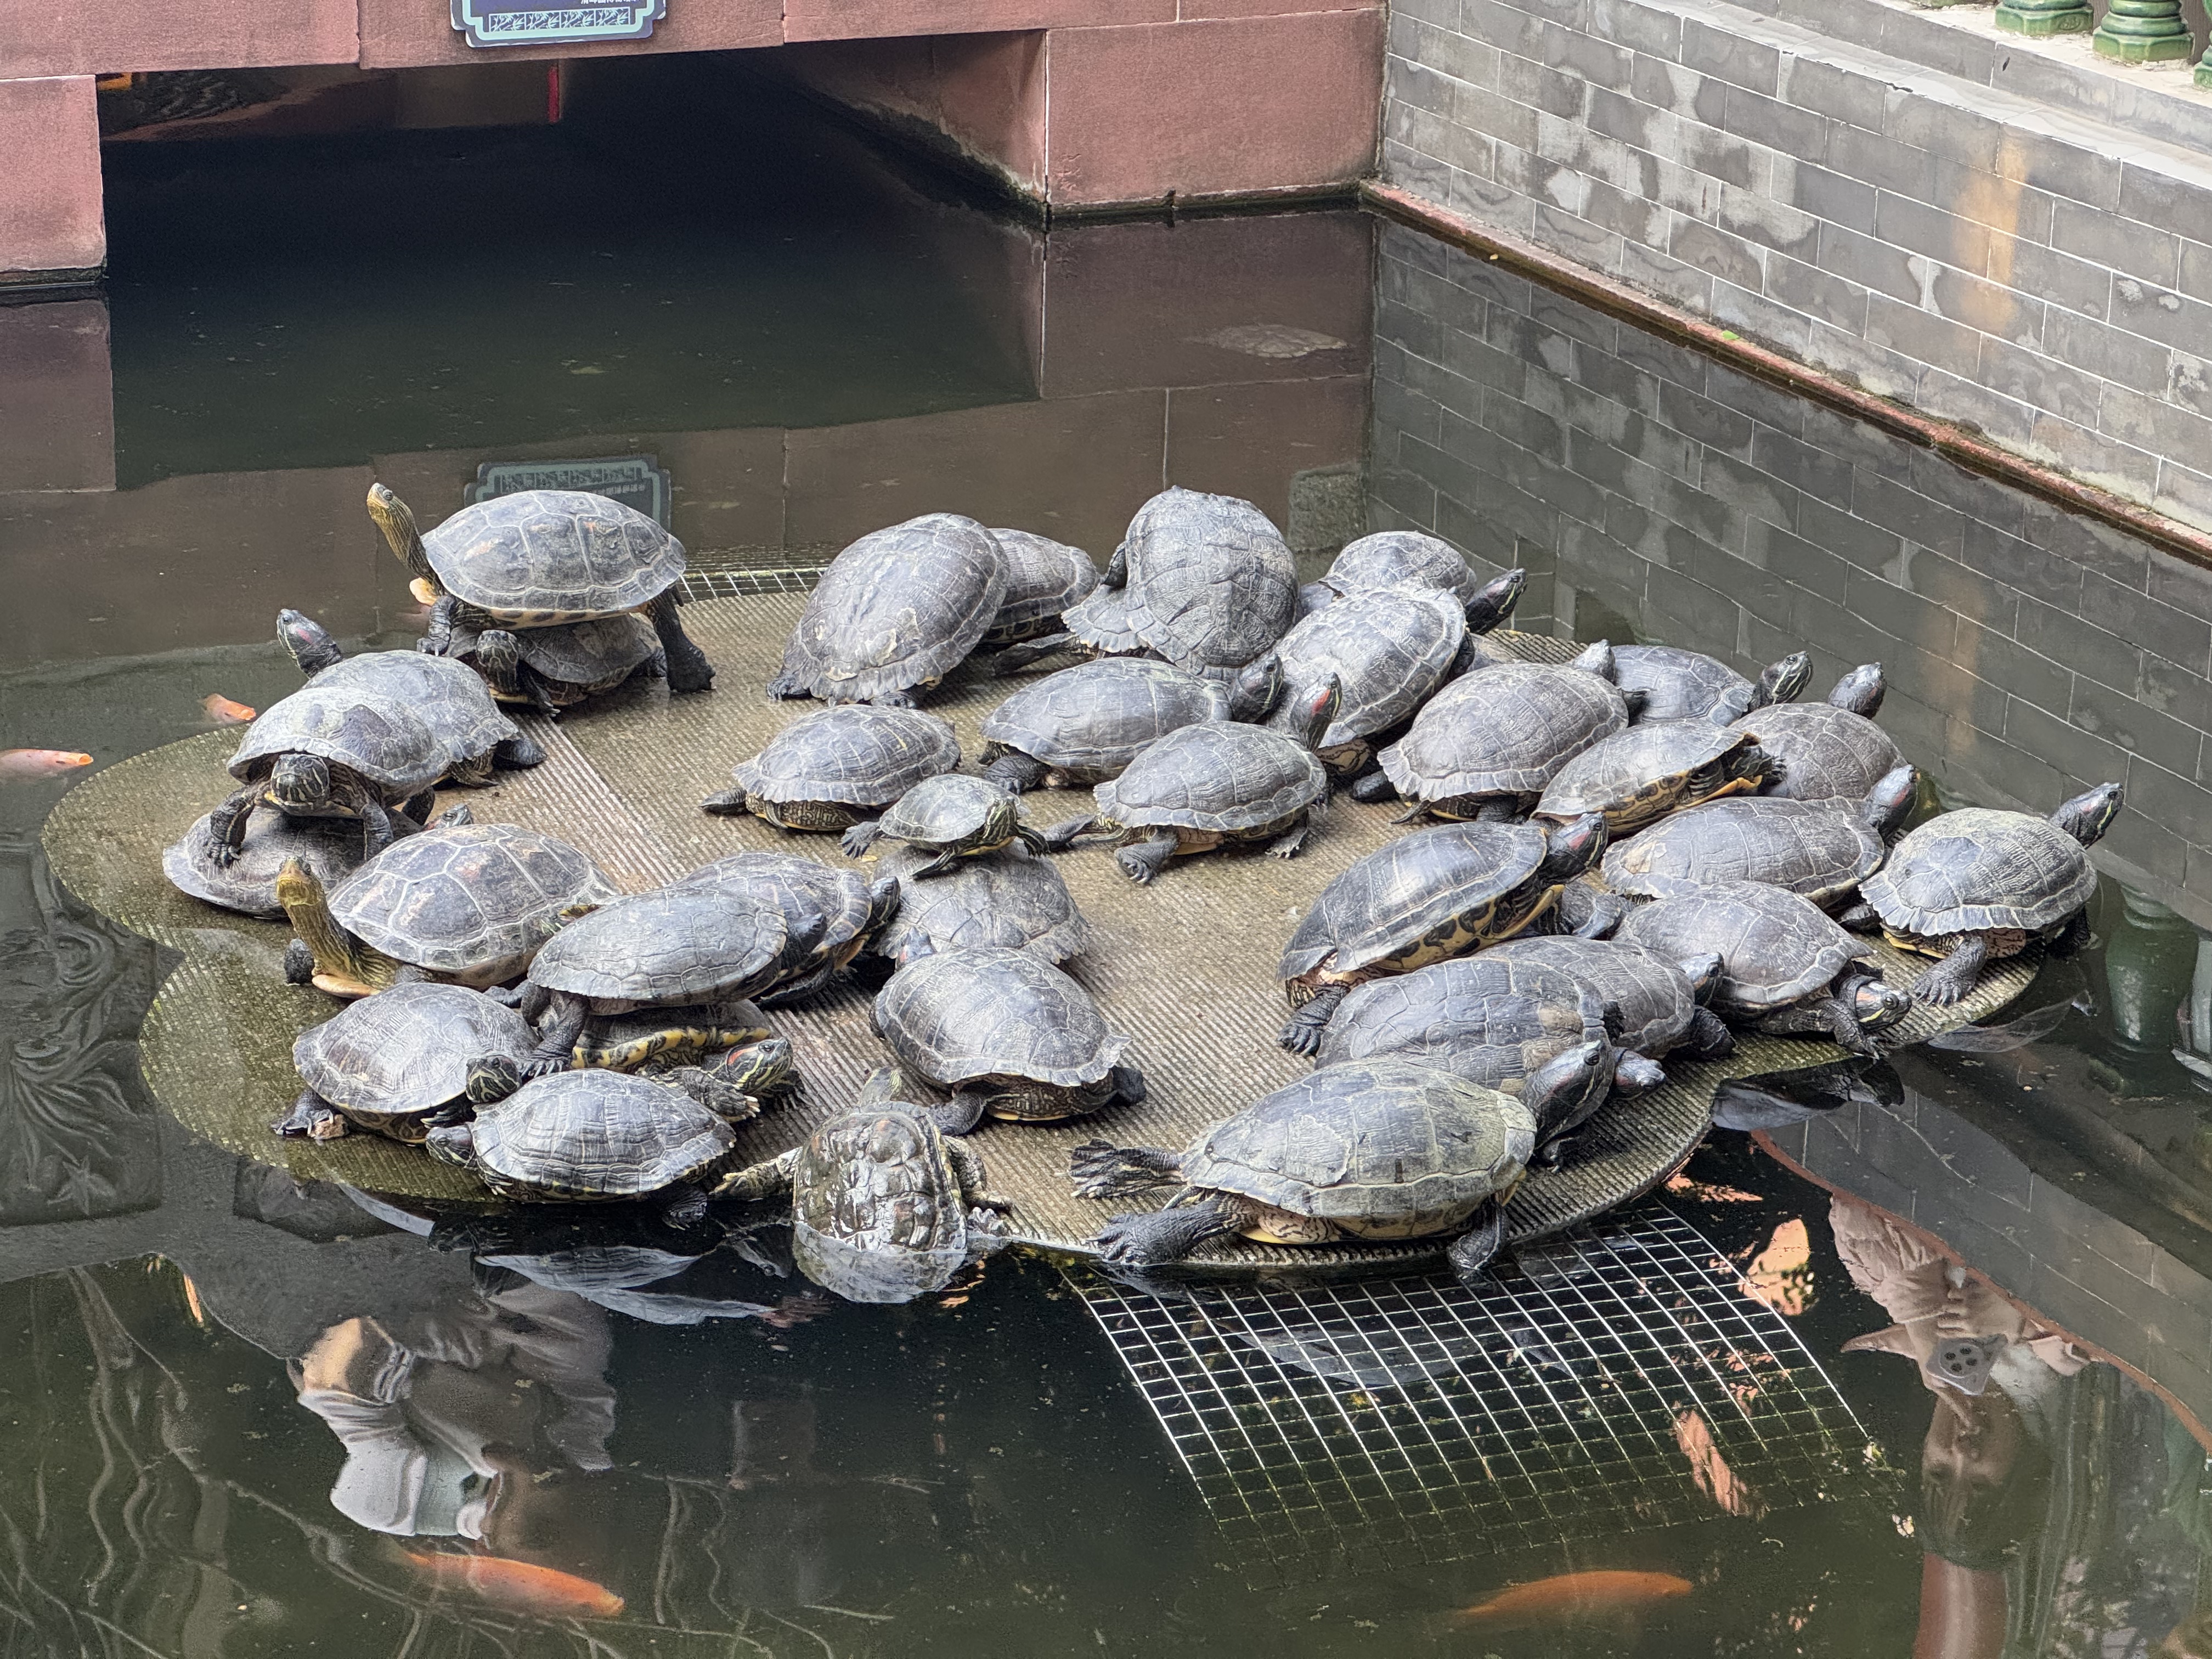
[909,848,964,879]
[839,819,884,859]
[701,783,750,816]
[1069,1141,1186,1198]
[206,786,261,868]
[947,1139,1014,1212]
[420,595,460,656]
[1612,1051,1666,1094]
[526,991,589,1075]
[1832,900,1881,933]
[2050,909,2092,957]
[713,1147,800,1204]
[1685,1007,1736,1059]
[1911,933,1990,1006]
[1548,884,1624,939]
[1037,815,1097,853]
[1266,811,1321,861]
[1278,985,1348,1057]
[666,1065,764,1125]
[646,589,715,695]
[983,752,1049,793]
[1447,1198,1508,1281]
[930,1091,992,1136]
[1095,1196,1239,1266]
[1808,995,1884,1056]
[273,1088,345,1139]
[1014,824,1052,854]
[358,799,400,860]
[1115,831,1181,885]
[757,958,838,1008]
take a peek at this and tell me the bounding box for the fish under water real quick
[1453,1571,1694,1627]
[0,749,93,779]
[400,1550,625,1620]
[201,693,256,724]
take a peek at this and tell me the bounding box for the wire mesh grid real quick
[1070,1203,1885,1579]
[678,566,826,601]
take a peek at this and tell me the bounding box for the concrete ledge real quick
[0,78,103,282]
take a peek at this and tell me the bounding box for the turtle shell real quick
[307,648,521,769]
[1312,956,1611,1092]
[329,822,617,978]
[510,613,661,686]
[164,804,372,919]
[1486,936,1701,1058]
[528,889,791,1006]
[673,851,877,964]
[980,658,1232,775]
[877,774,1014,847]
[1861,808,2097,936]
[792,1106,969,1302]
[777,515,1006,703]
[1605,795,1884,906]
[1060,580,1149,655]
[1183,1059,1536,1226]
[229,686,448,798]
[1536,723,1762,829]
[872,845,1092,966]
[1265,586,1465,749]
[1096,721,1326,833]
[295,982,538,1120]
[422,490,685,623]
[1320,531,1481,607]
[1612,645,1756,724]
[1380,662,1628,800]
[1616,880,1874,1018]
[985,529,1099,641]
[1113,487,1298,674]
[1729,703,1902,802]
[467,1072,735,1199]
[733,706,961,808]
[874,945,1127,1090]
[1277,821,1551,984]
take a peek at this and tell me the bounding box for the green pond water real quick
[3,60,2212,1657]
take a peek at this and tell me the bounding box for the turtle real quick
[460,614,665,715]
[276,609,545,778]
[703,704,961,832]
[277,821,617,998]
[1730,662,1903,802]
[871,945,1143,1131]
[840,772,1047,873]
[165,800,424,920]
[1263,585,1476,781]
[1486,935,1736,1086]
[365,484,713,694]
[206,685,450,867]
[1533,721,1783,836]
[1852,781,2121,1005]
[1612,645,1811,725]
[278,981,539,1142]
[1310,957,1630,1156]
[713,1066,1014,1304]
[980,529,1099,648]
[977,655,1282,792]
[1274,814,1610,1055]
[1372,646,1635,819]
[870,843,1092,966]
[1602,764,1918,909]
[1300,534,1523,629]
[1042,678,1341,883]
[769,514,1006,706]
[995,488,1297,678]
[1615,880,1912,1054]
[670,851,902,1005]
[1068,1047,1611,1279]
[515,888,826,1074]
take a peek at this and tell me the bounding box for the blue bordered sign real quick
[467,455,672,527]
[451,0,667,48]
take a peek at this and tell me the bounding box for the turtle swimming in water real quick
[704,704,961,832]
[840,772,1047,873]
[770,514,1006,706]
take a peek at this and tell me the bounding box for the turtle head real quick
[424,1121,478,1166]
[1860,765,1920,838]
[268,753,332,812]
[465,1054,526,1105]
[1539,812,1609,882]
[1463,567,1526,635]
[862,875,904,940]
[1754,651,1813,708]
[1523,1038,1615,1143]
[1827,662,1886,716]
[1230,651,1285,721]
[2050,781,2123,848]
[1677,952,1725,1007]
[277,857,379,996]
[715,1037,797,1101]
[1845,972,1913,1034]
[366,483,439,588]
[1570,640,1616,681]
[277,609,343,675]
[1296,675,1344,752]
[473,629,526,700]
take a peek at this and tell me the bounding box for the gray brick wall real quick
[1369,219,2212,922]
[1380,0,2212,538]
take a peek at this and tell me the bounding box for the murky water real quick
[4,64,2212,1656]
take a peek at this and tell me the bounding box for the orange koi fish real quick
[0,749,92,778]
[1453,1571,1693,1626]
[202,693,256,724]
[400,1551,624,1620]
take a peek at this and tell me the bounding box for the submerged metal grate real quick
[1071,1204,1884,1577]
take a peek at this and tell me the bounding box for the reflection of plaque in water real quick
[468,454,672,525]
[451,0,667,47]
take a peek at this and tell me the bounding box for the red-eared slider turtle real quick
[1854,782,2121,1005]
[276,610,545,780]
[209,685,450,867]
[1045,679,1340,883]
[769,515,1006,706]
[840,772,1046,873]
[1604,765,1917,909]
[1613,645,1810,725]
[1310,957,1626,1156]
[1264,586,1474,781]
[462,615,664,715]
[279,981,539,1142]
[1534,721,1781,835]
[977,655,1281,792]
[165,800,426,919]
[1275,815,1610,1054]
[366,484,713,694]
[278,821,617,998]
[870,844,1093,967]
[981,529,1099,648]
[703,704,961,832]
[670,852,901,1005]
[871,945,1143,1131]
[1301,534,1523,630]
[1730,662,1901,802]
[714,1067,1013,1304]
[1375,647,1633,821]
[516,889,825,1074]
[1487,935,1735,1084]
[1069,1048,1609,1279]
[1616,881,1911,1053]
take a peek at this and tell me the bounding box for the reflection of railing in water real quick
[1072,1205,1888,1581]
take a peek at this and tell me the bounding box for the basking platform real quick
[43,589,2036,1274]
